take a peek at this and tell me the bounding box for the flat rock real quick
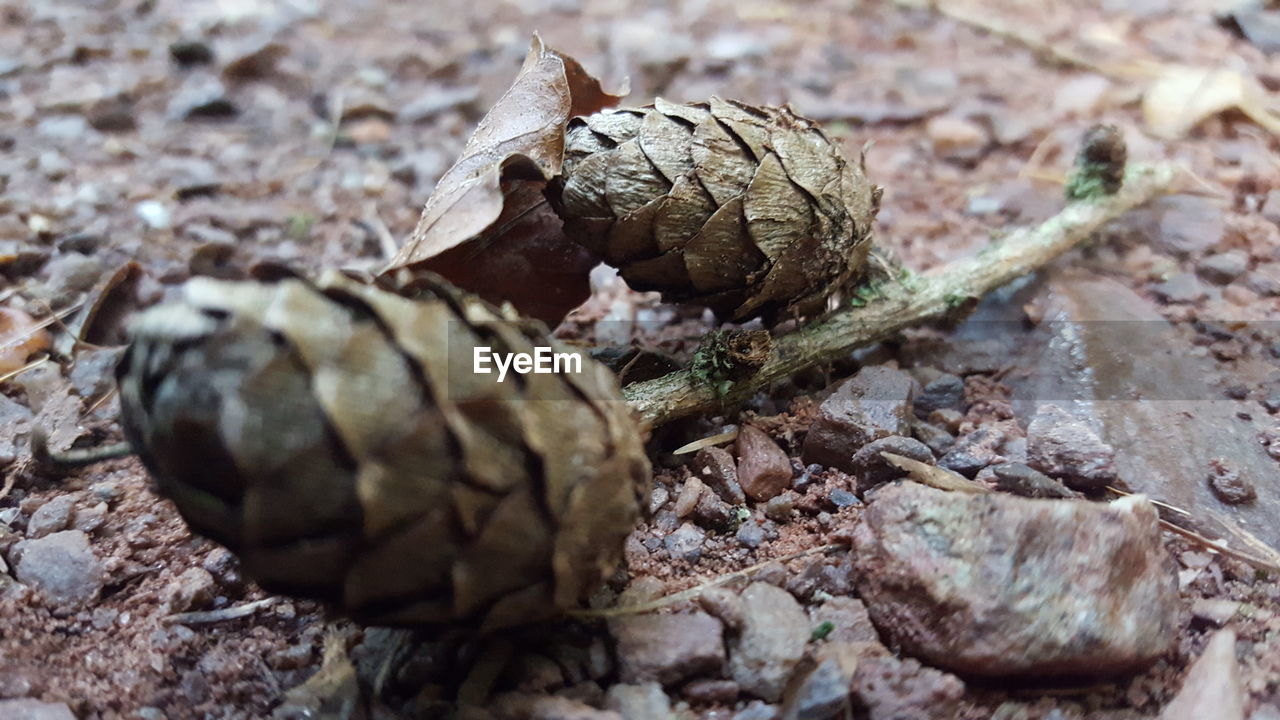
[1153,272,1208,304]
[802,366,916,474]
[852,482,1179,677]
[1026,404,1118,490]
[807,597,880,646]
[14,530,104,612]
[1160,629,1244,720]
[736,426,793,502]
[1008,275,1280,548]
[609,611,724,686]
[0,700,76,720]
[26,495,75,538]
[1197,251,1248,285]
[728,582,810,702]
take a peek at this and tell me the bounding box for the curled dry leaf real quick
[384,35,624,325]
[1142,65,1280,139]
[0,306,52,376]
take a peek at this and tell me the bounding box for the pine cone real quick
[116,270,649,629]
[554,97,881,321]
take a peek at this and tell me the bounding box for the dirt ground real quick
[1,0,1279,718]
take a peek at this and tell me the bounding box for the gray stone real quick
[728,582,809,702]
[914,373,965,416]
[1148,195,1225,257]
[0,700,76,720]
[605,682,671,720]
[938,424,1008,478]
[802,366,916,474]
[168,566,218,612]
[849,436,933,494]
[1244,265,1280,296]
[1196,251,1248,285]
[852,482,1179,677]
[26,495,74,538]
[663,522,706,563]
[736,520,765,549]
[14,530,104,612]
[693,446,747,505]
[1026,404,1117,491]
[609,611,724,686]
[1153,272,1207,304]
[779,655,850,720]
[852,653,965,720]
[807,597,880,646]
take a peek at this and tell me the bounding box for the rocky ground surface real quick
[2,0,1280,718]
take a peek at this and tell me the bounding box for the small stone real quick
[1243,265,1280,296]
[604,682,671,720]
[1197,251,1249,285]
[852,653,965,720]
[26,495,74,539]
[694,447,747,505]
[201,547,245,593]
[14,530,104,612]
[648,485,669,515]
[168,567,217,612]
[990,462,1077,499]
[89,482,122,503]
[699,587,746,630]
[169,40,214,66]
[912,421,956,456]
[398,86,481,123]
[675,478,704,519]
[135,200,172,231]
[926,115,988,161]
[69,347,124,401]
[1190,598,1241,626]
[779,654,851,720]
[1153,273,1208,304]
[222,40,288,82]
[1207,458,1255,505]
[802,366,916,474]
[1026,404,1117,490]
[929,408,965,434]
[168,74,237,120]
[849,436,934,495]
[764,493,795,523]
[728,582,809,702]
[0,700,76,720]
[663,523,706,563]
[914,373,965,416]
[71,502,108,534]
[1149,195,1225,258]
[807,597,880,646]
[736,520,765,549]
[682,678,740,704]
[852,483,1179,677]
[828,489,858,508]
[609,611,725,686]
[734,701,780,720]
[692,488,735,530]
[736,426,793,502]
[43,252,103,300]
[1160,629,1245,720]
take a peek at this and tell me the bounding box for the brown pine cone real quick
[554,97,881,321]
[116,269,649,629]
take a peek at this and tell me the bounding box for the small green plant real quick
[811,620,835,641]
[944,289,971,309]
[848,281,884,308]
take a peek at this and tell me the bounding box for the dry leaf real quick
[0,307,52,375]
[1142,65,1280,139]
[880,452,988,494]
[384,35,624,325]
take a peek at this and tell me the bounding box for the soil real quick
[1,0,1279,718]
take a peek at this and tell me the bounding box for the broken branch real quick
[624,163,1179,428]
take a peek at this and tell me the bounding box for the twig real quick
[1159,519,1280,576]
[569,542,848,619]
[163,597,277,625]
[625,163,1178,428]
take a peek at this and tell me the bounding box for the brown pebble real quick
[736,425,793,502]
[1207,458,1255,505]
[675,478,705,519]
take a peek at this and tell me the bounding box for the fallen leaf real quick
[880,452,988,494]
[384,35,624,325]
[0,307,52,376]
[1142,65,1280,139]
